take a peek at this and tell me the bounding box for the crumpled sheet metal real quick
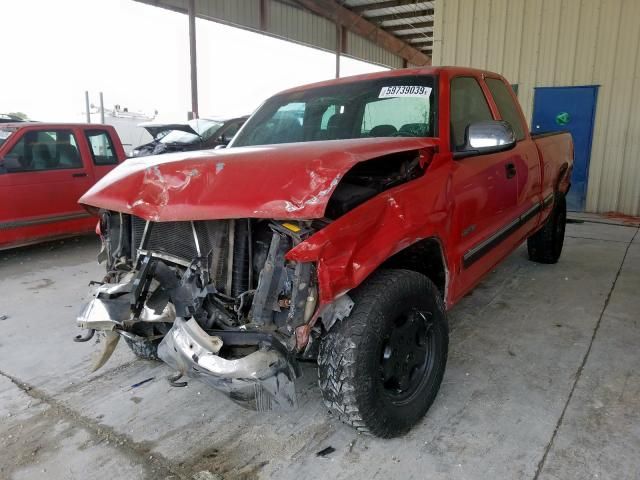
[287,157,452,306]
[158,318,298,411]
[79,137,439,221]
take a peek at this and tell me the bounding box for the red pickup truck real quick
[0,123,126,249]
[75,67,572,438]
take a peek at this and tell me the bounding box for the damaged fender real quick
[287,154,453,305]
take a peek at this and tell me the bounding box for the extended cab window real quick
[86,130,117,165]
[486,78,526,140]
[2,130,81,172]
[450,77,493,150]
[232,75,436,147]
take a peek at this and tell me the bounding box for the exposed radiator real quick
[131,216,232,291]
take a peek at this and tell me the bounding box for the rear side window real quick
[450,77,494,150]
[486,78,526,140]
[85,130,118,165]
[2,130,81,172]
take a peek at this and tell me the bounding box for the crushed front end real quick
[76,212,328,411]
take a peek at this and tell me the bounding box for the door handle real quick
[505,163,516,179]
[72,172,88,178]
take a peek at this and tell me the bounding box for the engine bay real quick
[95,213,321,344]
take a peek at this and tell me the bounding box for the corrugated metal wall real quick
[346,30,404,69]
[432,0,640,216]
[268,0,336,52]
[137,0,403,69]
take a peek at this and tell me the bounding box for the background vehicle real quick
[75,67,572,438]
[0,123,126,249]
[0,113,28,123]
[130,116,248,157]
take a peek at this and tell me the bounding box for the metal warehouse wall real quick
[136,0,403,69]
[432,0,640,216]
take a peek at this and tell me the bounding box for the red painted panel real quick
[79,137,440,221]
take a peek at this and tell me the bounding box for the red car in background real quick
[0,123,126,249]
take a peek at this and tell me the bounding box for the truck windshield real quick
[231,75,436,147]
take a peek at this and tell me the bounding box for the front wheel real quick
[528,193,567,264]
[318,269,449,438]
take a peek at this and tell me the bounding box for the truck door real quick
[0,128,94,248]
[448,76,520,299]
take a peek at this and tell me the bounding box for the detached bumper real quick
[158,318,299,411]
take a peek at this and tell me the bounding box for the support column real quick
[188,0,199,119]
[335,23,341,78]
[84,91,91,123]
[99,92,105,124]
[259,0,269,31]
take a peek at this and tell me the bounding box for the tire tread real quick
[318,269,448,438]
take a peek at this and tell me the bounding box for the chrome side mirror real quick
[456,120,516,158]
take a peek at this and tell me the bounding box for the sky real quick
[0,0,386,123]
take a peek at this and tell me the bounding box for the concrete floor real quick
[0,220,638,480]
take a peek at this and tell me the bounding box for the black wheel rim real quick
[379,310,436,404]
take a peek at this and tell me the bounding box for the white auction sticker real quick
[379,85,432,98]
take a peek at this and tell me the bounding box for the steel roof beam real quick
[384,21,433,31]
[294,0,431,65]
[365,9,434,23]
[411,40,433,46]
[350,1,428,13]
[395,31,434,40]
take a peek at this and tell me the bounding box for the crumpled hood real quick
[80,137,439,221]
[138,122,200,139]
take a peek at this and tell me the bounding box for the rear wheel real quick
[318,269,448,438]
[528,193,566,264]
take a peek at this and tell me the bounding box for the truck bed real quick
[532,130,574,196]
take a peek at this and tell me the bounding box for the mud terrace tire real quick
[123,336,161,361]
[318,269,448,438]
[528,193,567,264]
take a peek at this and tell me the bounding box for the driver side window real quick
[245,103,305,145]
[450,77,493,151]
[2,130,81,172]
